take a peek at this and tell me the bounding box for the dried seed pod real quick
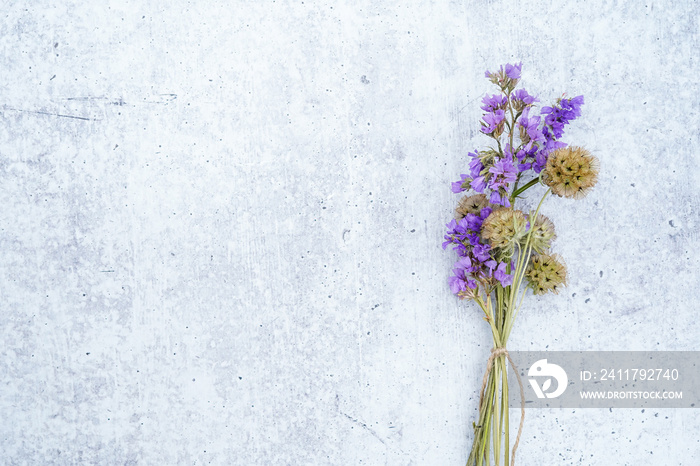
[526,253,567,295]
[482,208,529,253]
[455,194,490,220]
[542,146,599,199]
[525,214,557,254]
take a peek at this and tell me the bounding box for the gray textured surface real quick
[1,1,698,465]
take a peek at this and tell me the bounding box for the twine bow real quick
[478,347,526,466]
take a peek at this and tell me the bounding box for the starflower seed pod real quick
[525,253,567,295]
[455,194,490,220]
[524,214,557,254]
[481,208,528,253]
[542,146,599,199]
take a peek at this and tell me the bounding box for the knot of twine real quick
[478,347,525,466]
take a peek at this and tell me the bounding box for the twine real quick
[478,347,525,466]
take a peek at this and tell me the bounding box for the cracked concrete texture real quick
[1,1,698,464]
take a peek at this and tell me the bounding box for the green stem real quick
[483,295,502,348]
[492,363,500,466]
[479,403,492,465]
[468,372,495,465]
[496,286,504,333]
[504,285,529,342]
[511,176,521,204]
[501,356,510,465]
[504,189,551,341]
[510,176,540,201]
[507,91,515,160]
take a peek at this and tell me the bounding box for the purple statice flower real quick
[531,126,567,173]
[442,219,464,251]
[503,142,515,159]
[480,94,508,112]
[467,232,481,246]
[448,257,477,294]
[455,256,473,271]
[448,274,477,294]
[533,96,584,172]
[481,109,505,134]
[489,189,510,207]
[443,218,470,248]
[464,213,484,232]
[511,88,538,107]
[448,274,467,294]
[485,67,500,81]
[542,134,567,154]
[542,109,567,138]
[471,175,487,193]
[443,204,499,291]
[517,162,532,172]
[533,150,547,173]
[517,107,546,151]
[514,148,526,162]
[484,259,497,271]
[473,243,491,262]
[486,158,517,207]
[443,204,494,254]
[494,262,513,286]
[464,206,493,235]
[485,62,523,89]
[488,158,517,190]
[515,144,536,165]
[504,62,522,80]
[467,208,494,246]
[541,95,584,139]
[504,143,531,173]
[468,152,484,178]
[515,147,534,172]
[560,95,584,118]
[451,174,470,193]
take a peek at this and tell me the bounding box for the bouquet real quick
[442,63,599,465]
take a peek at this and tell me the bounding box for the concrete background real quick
[1,1,698,464]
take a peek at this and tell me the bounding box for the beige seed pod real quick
[525,214,557,254]
[525,253,567,295]
[542,146,599,199]
[482,208,529,252]
[455,194,490,220]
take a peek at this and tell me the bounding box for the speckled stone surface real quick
[1,1,698,465]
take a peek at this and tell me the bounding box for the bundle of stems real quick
[465,189,549,466]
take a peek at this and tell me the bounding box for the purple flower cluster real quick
[485,62,522,83]
[542,96,584,139]
[445,63,584,298]
[461,151,518,207]
[487,158,517,206]
[533,95,584,172]
[481,109,505,136]
[443,205,514,295]
[481,94,508,112]
[451,173,470,193]
[511,89,538,110]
